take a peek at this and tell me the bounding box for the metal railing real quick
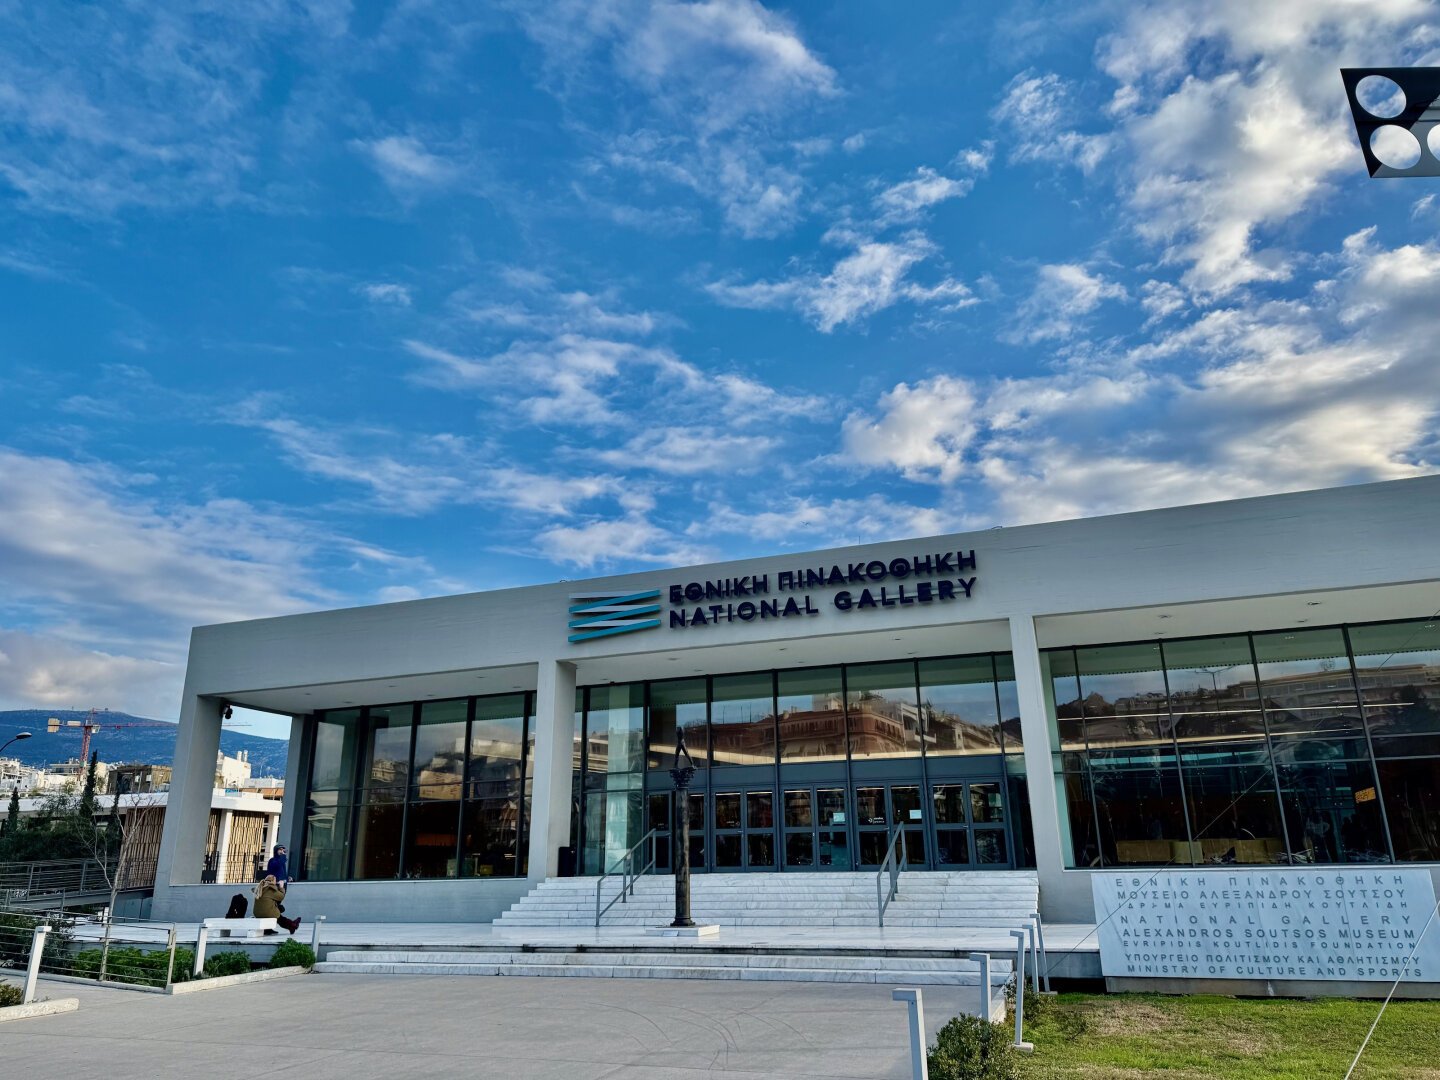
[0,909,184,995]
[876,822,908,928]
[0,857,159,911]
[595,828,660,927]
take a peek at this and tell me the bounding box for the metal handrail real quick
[595,828,661,927]
[876,821,908,928]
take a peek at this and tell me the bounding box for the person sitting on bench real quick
[252,874,302,935]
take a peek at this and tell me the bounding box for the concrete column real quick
[154,685,223,887]
[1008,615,1087,921]
[526,659,577,879]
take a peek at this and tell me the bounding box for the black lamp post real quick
[669,729,698,928]
[0,731,32,756]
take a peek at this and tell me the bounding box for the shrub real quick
[0,912,73,972]
[0,982,23,1007]
[72,945,194,986]
[269,939,315,970]
[202,951,252,978]
[927,1015,1018,1080]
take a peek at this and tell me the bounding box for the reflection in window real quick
[711,673,775,766]
[920,656,1002,755]
[777,668,846,763]
[846,661,921,758]
[585,684,645,778]
[649,678,708,770]
[1350,619,1440,740]
[1254,628,1363,738]
[1161,636,1265,745]
[1077,643,1172,749]
[311,709,361,791]
[1178,742,1285,864]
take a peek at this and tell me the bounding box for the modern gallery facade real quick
[151,477,1440,922]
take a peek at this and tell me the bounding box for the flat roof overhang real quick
[212,578,1439,716]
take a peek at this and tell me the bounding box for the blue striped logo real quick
[567,589,663,643]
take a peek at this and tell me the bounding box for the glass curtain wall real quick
[575,652,1036,873]
[301,693,532,881]
[1049,617,1440,868]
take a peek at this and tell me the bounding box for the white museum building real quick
[150,476,1440,935]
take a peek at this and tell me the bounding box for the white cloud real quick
[0,630,178,717]
[707,234,976,332]
[1005,263,1127,343]
[841,376,978,484]
[596,428,778,475]
[700,494,973,547]
[356,135,458,191]
[357,283,413,306]
[535,511,711,569]
[1099,0,1432,296]
[874,166,974,224]
[842,133,867,154]
[993,72,1112,174]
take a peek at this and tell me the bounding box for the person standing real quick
[252,874,301,935]
[266,844,290,886]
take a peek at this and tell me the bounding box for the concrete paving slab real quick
[0,969,989,1079]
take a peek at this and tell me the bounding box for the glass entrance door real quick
[857,784,929,868]
[932,780,1011,868]
[783,786,852,870]
[647,790,707,872]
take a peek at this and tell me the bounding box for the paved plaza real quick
[2,971,982,1078]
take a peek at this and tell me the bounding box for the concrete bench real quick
[193,918,280,977]
[202,917,279,939]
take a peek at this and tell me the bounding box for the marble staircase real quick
[493,870,1039,929]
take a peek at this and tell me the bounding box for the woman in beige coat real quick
[253,874,302,935]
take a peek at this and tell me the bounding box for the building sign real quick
[565,549,979,645]
[667,550,978,631]
[567,590,663,643]
[1093,869,1440,983]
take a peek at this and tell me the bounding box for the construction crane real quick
[47,708,169,763]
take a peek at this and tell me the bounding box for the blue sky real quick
[1,1,1437,739]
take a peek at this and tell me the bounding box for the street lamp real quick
[0,731,32,756]
[1341,67,1440,177]
[669,729,698,929]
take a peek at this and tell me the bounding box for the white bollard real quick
[23,924,49,1005]
[1010,929,1034,1054]
[193,925,210,977]
[310,914,326,952]
[1030,912,1054,994]
[968,952,992,1023]
[891,987,929,1080]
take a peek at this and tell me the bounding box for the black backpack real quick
[224,894,248,919]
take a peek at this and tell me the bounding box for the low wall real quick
[149,877,533,923]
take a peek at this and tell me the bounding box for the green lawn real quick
[1016,992,1440,1079]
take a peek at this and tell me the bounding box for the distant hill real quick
[0,709,289,778]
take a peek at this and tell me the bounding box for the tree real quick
[79,750,99,821]
[74,791,163,980]
[4,786,18,835]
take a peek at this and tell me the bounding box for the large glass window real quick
[846,661,921,759]
[302,693,531,882]
[777,668,846,762]
[585,684,645,778]
[920,656,1003,755]
[1254,628,1364,742]
[404,699,467,879]
[1050,619,1438,869]
[354,704,414,879]
[649,678,708,770]
[711,672,775,766]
